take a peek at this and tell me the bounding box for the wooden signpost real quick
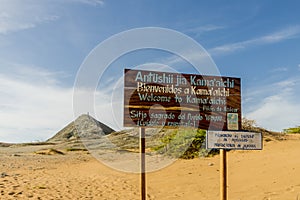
[123,68,261,200]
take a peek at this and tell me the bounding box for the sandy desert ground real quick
[1,134,300,200]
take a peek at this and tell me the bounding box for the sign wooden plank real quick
[206,131,262,150]
[124,69,241,130]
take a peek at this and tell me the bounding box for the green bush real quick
[153,128,216,159]
[283,126,300,134]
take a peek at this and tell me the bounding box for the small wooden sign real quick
[124,69,241,130]
[206,131,262,150]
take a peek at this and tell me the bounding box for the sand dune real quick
[1,135,300,199]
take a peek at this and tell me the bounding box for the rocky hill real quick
[47,114,115,143]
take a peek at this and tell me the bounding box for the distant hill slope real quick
[47,114,115,142]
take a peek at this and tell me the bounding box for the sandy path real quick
[227,138,300,200]
[1,135,300,199]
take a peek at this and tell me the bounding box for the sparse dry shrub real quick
[242,118,257,131]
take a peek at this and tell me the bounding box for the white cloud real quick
[0,0,60,34]
[158,26,300,69]
[0,64,74,143]
[0,63,119,143]
[185,25,224,35]
[209,25,300,55]
[246,94,300,131]
[0,62,69,85]
[244,77,300,131]
[271,67,288,73]
[0,0,104,35]
[69,0,104,6]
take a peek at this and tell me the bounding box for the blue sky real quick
[1,0,300,142]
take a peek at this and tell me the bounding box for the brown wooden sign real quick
[124,69,241,130]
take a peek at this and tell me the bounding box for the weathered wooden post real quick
[140,127,146,200]
[220,149,227,200]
